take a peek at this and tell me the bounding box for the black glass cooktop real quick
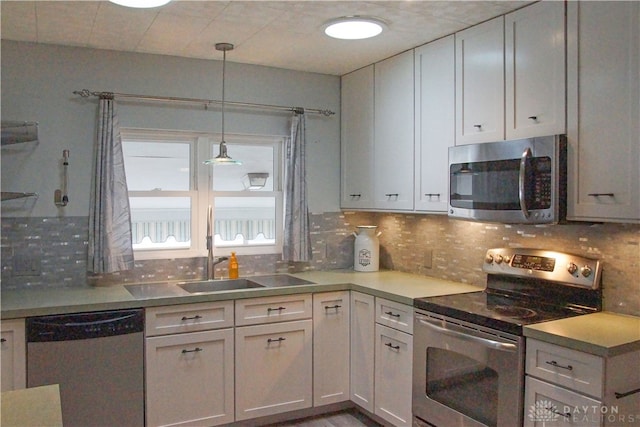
[414,291,593,335]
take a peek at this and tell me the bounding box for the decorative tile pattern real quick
[2,213,638,316]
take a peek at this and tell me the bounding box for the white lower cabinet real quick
[145,329,235,427]
[374,323,413,427]
[235,319,313,420]
[525,338,640,427]
[1,318,26,391]
[145,301,235,427]
[350,291,376,413]
[313,291,350,406]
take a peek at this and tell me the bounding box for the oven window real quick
[426,347,498,426]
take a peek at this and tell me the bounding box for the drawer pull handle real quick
[181,347,203,354]
[615,388,640,399]
[385,311,401,318]
[385,342,400,350]
[267,307,286,313]
[588,193,615,197]
[349,194,361,198]
[267,337,286,344]
[385,193,399,198]
[0,338,6,343]
[545,407,571,419]
[474,124,482,130]
[545,360,573,371]
[424,193,441,197]
[528,116,538,121]
[325,304,342,310]
[181,315,203,321]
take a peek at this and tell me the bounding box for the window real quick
[122,129,284,260]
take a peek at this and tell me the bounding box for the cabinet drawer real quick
[375,298,413,335]
[524,376,602,427]
[235,293,312,326]
[145,301,234,336]
[526,339,603,399]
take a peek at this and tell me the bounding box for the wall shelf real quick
[1,121,39,146]
[1,192,38,202]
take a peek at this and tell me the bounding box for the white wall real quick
[1,41,341,217]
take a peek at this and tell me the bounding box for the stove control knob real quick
[581,265,593,278]
[495,255,504,264]
[567,262,578,275]
[485,254,494,264]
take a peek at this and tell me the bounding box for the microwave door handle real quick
[519,148,532,218]
[417,317,517,353]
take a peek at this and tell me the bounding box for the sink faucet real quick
[206,205,229,280]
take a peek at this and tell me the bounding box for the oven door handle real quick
[519,147,532,219]
[417,317,518,353]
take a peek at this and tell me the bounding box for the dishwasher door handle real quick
[417,316,517,353]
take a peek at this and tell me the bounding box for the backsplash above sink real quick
[1,213,638,316]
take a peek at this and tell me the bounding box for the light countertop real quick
[524,312,640,357]
[0,270,482,319]
[1,384,63,427]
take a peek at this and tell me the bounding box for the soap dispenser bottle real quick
[229,252,239,279]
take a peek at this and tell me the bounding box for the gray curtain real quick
[283,112,312,262]
[88,95,135,273]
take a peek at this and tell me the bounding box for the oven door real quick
[413,311,524,427]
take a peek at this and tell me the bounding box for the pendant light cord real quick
[221,47,226,141]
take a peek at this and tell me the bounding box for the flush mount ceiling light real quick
[109,0,171,8]
[323,16,386,40]
[204,42,242,166]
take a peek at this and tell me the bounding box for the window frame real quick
[121,128,284,261]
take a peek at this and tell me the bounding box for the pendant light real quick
[204,43,242,166]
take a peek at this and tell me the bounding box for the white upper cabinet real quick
[341,65,375,209]
[414,36,455,212]
[455,16,505,145]
[566,1,640,222]
[505,1,566,139]
[374,50,415,210]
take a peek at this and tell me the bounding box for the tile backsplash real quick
[2,213,638,316]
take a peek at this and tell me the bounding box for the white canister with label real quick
[353,226,381,272]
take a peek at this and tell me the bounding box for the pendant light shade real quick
[109,0,171,8]
[204,42,242,166]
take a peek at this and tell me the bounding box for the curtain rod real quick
[73,89,335,117]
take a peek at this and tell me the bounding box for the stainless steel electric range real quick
[412,248,603,427]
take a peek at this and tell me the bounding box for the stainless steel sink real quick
[178,279,265,294]
[125,274,315,299]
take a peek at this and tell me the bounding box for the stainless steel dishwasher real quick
[27,309,144,427]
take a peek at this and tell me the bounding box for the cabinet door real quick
[524,376,602,427]
[145,329,234,427]
[567,1,640,222]
[341,65,375,209]
[414,36,455,212]
[350,291,375,412]
[456,16,505,145]
[505,1,566,139]
[374,324,413,427]
[374,50,415,210]
[313,291,350,406]
[604,350,640,426]
[235,319,312,420]
[1,318,26,391]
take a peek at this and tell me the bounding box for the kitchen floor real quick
[266,410,382,427]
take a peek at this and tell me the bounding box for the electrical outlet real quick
[13,253,42,276]
[423,249,433,269]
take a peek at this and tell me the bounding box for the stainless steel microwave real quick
[448,135,567,224]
